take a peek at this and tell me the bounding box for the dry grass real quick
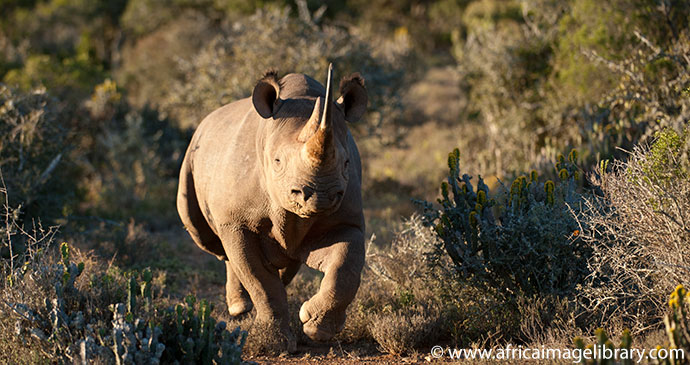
[368,305,440,355]
[578,132,690,333]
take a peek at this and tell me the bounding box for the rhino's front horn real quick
[320,63,333,131]
[301,64,335,166]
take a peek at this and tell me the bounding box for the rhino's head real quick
[252,65,367,218]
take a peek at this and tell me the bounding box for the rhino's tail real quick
[176,154,227,260]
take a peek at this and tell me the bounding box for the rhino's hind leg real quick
[225,261,253,316]
[177,156,226,259]
[300,227,365,342]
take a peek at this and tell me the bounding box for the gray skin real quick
[176,66,368,352]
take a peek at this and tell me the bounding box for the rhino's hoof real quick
[227,300,253,316]
[299,301,344,342]
[302,322,335,342]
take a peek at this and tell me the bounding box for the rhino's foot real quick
[227,298,253,317]
[299,299,345,342]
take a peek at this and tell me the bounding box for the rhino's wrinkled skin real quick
[176,65,367,351]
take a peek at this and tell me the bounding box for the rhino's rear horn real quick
[252,70,281,118]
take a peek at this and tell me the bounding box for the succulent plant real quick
[419,148,589,297]
[5,241,246,364]
[573,328,633,365]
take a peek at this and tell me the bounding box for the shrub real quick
[0,80,188,226]
[75,79,189,224]
[574,285,690,365]
[577,127,690,332]
[368,304,439,355]
[452,0,690,176]
[419,148,590,297]
[0,84,73,221]
[143,6,408,139]
[3,54,106,100]
[1,182,245,363]
[353,216,523,351]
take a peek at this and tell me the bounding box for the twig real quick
[1,299,39,324]
[35,153,62,189]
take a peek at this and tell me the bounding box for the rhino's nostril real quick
[302,187,314,201]
[331,190,344,203]
[291,187,314,202]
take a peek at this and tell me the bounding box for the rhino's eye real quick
[274,158,281,165]
[344,159,350,168]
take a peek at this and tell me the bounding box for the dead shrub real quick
[578,128,690,333]
[369,305,439,355]
[351,215,524,352]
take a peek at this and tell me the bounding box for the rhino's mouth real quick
[291,203,335,219]
[289,191,344,218]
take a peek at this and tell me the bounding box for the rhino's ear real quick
[336,73,368,123]
[252,70,281,118]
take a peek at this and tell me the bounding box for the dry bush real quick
[578,128,690,333]
[368,305,439,355]
[344,216,526,353]
[363,217,442,354]
[517,294,580,348]
[0,84,72,220]
[241,319,293,357]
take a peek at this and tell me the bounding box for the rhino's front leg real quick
[300,227,365,341]
[220,227,296,352]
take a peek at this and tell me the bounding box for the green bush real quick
[639,128,689,189]
[419,148,590,297]
[451,0,690,176]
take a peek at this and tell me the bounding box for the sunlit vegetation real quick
[1,0,688,362]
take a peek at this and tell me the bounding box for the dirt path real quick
[246,342,427,364]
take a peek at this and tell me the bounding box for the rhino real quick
[176,64,367,351]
